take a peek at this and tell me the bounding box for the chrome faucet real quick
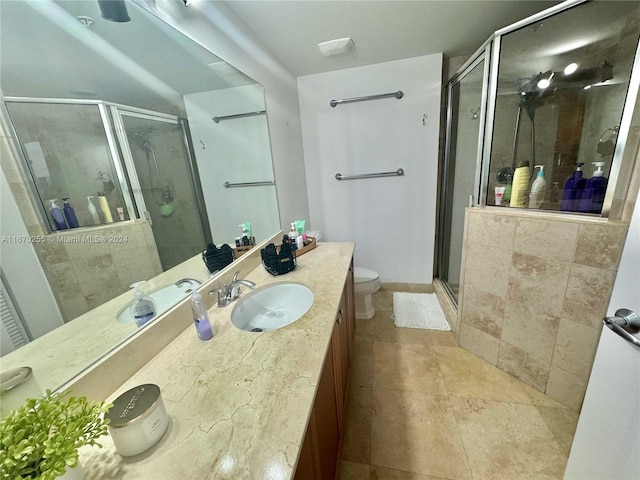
[175,278,202,289]
[210,271,256,307]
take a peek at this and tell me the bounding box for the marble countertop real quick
[84,242,355,480]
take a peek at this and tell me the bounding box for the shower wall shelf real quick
[223,180,275,188]
[212,110,266,123]
[335,168,405,181]
[329,91,404,108]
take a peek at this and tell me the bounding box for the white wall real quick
[298,54,443,283]
[184,85,280,244]
[135,0,309,232]
[0,169,63,340]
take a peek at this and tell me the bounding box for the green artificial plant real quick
[0,390,111,480]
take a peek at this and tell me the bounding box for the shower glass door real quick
[114,110,210,270]
[438,56,487,304]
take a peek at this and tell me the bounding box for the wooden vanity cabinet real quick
[294,263,356,480]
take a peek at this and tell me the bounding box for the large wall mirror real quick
[0,0,280,393]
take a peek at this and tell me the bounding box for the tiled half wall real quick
[457,208,628,411]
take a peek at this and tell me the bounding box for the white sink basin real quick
[231,283,314,332]
[117,283,196,324]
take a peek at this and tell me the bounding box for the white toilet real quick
[354,267,381,319]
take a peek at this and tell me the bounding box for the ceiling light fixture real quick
[318,37,354,57]
[564,62,579,75]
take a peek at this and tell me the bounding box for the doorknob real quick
[605,309,640,329]
[604,309,640,348]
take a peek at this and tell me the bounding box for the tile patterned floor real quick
[338,288,579,480]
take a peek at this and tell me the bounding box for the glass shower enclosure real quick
[3,98,211,270]
[438,0,640,306]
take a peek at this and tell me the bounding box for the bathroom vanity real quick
[80,242,356,479]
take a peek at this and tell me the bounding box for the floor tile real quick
[536,406,580,455]
[374,290,394,311]
[374,311,433,346]
[428,331,457,347]
[356,317,375,339]
[450,396,567,480]
[521,383,569,409]
[371,466,449,479]
[373,342,446,395]
[371,388,471,479]
[432,346,532,404]
[351,335,374,387]
[342,386,372,464]
[339,460,371,480]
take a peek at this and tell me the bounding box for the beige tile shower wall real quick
[34,222,162,322]
[458,208,628,411]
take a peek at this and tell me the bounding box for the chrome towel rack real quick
[335,168,405,181]
[224,180,275,188]
[213,110,266,123]
[330,90,403,108]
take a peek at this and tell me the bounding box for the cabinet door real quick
[333,293,350,432]
[294,426,316,480]
[312,345,340,480]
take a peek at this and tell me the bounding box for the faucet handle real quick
[232,271,240,282]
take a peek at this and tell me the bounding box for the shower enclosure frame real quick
[2,97,212,243]
[437,0,640,306]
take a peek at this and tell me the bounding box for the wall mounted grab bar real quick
[330,91,404,108]
[212,110,266,123]
[335,168,405,181]
[223,180,275,188]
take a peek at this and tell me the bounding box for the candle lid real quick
[106,383,162,428]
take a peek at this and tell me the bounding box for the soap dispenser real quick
[191,291,213,340]
[129,283,156,328]
[578,162,608,214]
[528,165,547,209]
[48,199,68,231]
[561,163,586,211]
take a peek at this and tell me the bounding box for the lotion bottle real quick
[87,196,101,225]
[528,165,547,209]
[191,291,213,340]
[510,161,531,208]
[98,192,114,223]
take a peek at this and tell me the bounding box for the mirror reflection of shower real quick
[132,129,175,217]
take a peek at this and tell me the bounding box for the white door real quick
[564,191,640,479]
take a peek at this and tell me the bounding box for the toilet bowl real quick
[354,267,381,319]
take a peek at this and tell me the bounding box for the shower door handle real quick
[143,210,153,225]
[604,309,640,348]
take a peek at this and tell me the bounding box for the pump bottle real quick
[561,163,586,211]
[49,200,68,231]
[578,162,608,214]
[191,291,213,340]
[130,284,156,328]
[528,165,547,209]
[62,198,79,228]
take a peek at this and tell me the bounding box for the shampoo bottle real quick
[578,162,608,214]
[62,198,79,228]
[130,284,156,328]
[191,291,213,340]
[510,161,531,208]
[98,192,114,223]
[561,163,586,211]
[87,196,101,225]
[49,200,68,231]
[528,165,547,209]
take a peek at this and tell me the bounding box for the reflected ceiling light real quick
[537,71,554,89]
[97,0,130,22]
[564,63,579,75]
[318,37,354,57]
[584,84,592,90]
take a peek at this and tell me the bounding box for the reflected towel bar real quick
[330,91,403,108]
[224,180,275,188]
[213,110,266,123]
[335,168,405,181]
